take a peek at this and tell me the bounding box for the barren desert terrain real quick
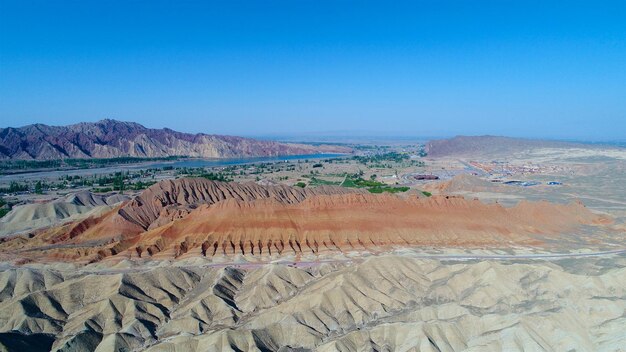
[1,136,625,351]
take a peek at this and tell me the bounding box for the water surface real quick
[0,154,345,183]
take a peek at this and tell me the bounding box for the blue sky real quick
[1,1,625,140]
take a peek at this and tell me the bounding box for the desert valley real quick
[0,121,624,351]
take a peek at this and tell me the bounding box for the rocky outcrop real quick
[0,119,351,160]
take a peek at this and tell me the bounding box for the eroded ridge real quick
[0,179,612,264]
[0,256,624,351]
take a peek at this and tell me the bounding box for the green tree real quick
[34,181,43,194]
[0,197,10,219]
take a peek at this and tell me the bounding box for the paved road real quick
[398,248,626,260]
[456,160,488,175]
[399,159,491,186]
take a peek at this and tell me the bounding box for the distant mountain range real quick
[0,119,351,160]
[424,135,619,157]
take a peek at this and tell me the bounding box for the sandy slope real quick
[424,174,498,194]
[0,191,128,237]
[0,255,624,351]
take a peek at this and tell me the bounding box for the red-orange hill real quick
[0,178,611,263]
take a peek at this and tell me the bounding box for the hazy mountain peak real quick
[0,120,350,160]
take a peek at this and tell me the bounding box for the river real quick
[0,153,345,183]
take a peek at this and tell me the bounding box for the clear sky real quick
[1,1,625,140]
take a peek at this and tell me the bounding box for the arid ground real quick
[1,137,625,352]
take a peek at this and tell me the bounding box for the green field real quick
[367,186,410,193]
[341,175,409,194]
[309,177,342,186]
